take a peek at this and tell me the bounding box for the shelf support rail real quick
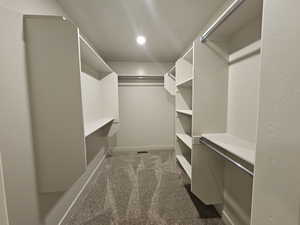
[199,137,254,176]
[200,0,247,42]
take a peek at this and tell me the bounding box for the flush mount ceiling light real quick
[136,35,146,45]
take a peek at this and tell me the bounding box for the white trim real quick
[58,153,106,225]
[222,210,236,225]
[44,151,106,225]
[112,145,174,153]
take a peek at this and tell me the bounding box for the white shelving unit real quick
[164,66,176,96]
[191,1,263,224]
[24,15,119,221]
[176,77,193,87]
[175,46,194,178]
[176,133,192,149]
[176,155,191,179]
[79,36,112,77]
[84,118,114,137]
[176,109,192,116]
[201,133,255,165]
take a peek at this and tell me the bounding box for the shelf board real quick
[84,118,114,137]
[176,133,192,149]
[229,40,261,64]
[176,109,192,116]
[79,35,113,76]
[176,155,191,179]
[201,133,256,165]
[176,77,193,87]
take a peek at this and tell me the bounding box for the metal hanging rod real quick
[118,75,163,80]
[200,0,247,42]
[199,138,254,176]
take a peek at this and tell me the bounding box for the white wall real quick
[0,1,66,225]
[251,1,300,224]
[109,62,175,151]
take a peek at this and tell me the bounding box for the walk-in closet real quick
[1,0,299,225]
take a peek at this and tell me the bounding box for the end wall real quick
[108,61,175,152]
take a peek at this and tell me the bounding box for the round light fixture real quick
[136,35,146,45]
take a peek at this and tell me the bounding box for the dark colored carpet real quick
[63,150,224,225]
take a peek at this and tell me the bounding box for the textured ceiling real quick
[58,0,227,62]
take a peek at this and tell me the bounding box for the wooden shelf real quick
[176,77,193,87]
[201,133,256,165]
[176,109,192,116]
[85,118,114,137]
[176,155,191,179]
[176,133,192,149]
[79,35,113,76]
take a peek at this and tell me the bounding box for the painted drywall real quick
[110,62,175,151]
[227,52,260,144]
[116,85,175,151]
[221,44,260,225]
[251,1,300,224]
[0,1,67,225]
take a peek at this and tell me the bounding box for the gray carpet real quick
[63,150,224,225]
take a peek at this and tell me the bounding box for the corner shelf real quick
[176,133,193,149]
[84,118,114,137]
[201,133,256,165]
[176,155,191,179]
[176,77,193,87]
[176,109,192,116]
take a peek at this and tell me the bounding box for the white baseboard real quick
[112,145,174,153]
[222,210,236,225]
[45,151,106,225]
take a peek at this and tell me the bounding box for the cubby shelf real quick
[176,133,193,149]
[176,77,193,87]
[176,109,192,116]
[84,118,114,137]
[176,155,191,179]
[201,133,256,165]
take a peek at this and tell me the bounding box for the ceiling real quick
[58,0,227,62]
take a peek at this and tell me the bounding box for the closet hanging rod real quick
[200,0,246,42]
[199,138,254,176]
[118,75,163,80]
